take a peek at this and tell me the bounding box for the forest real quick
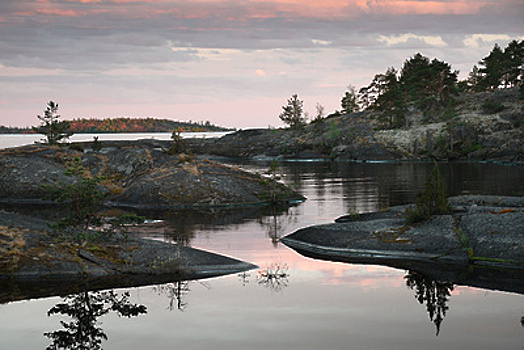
[280,40,524,129]
[347,40,523,128]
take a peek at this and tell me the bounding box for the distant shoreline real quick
[0,131,232,150]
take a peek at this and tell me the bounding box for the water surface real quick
[0,136,523,349]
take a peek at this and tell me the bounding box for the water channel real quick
[0,136,523,349]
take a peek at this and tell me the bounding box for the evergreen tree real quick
[341,85,359,115]
[279,94,305,128]
[373,68,406,128]
[358,85,374,110]
[399,53,458,113]
[465,65,483,92]
[478,43,506,91]
[33,101,73,144]
[503,40,524,87]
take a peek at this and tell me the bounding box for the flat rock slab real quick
[282,195,524,269]
[0,210,256,302]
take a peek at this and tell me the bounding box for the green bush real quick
[44,157,106,239]
[406,162,452,224]
[481,101,505,114]
[166,131,191,155]
[44,158,145,242]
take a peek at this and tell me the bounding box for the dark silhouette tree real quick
[44,290,147,350]
[371,67,406,128]
[478,44,506,92]
[405,271,454,336]
[279,94,305,128]
[399,53,458,115]
[341,85,359,115]
[33,101,73,145]
[503,40,524,87]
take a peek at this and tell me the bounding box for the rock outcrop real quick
[281,195,524,294]
[192,89,523,163]
[0,140,304,209]
[0,210,256,303]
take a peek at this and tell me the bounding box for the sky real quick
[0,0,523,129]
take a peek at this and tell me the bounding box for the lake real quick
[0,135,523,349]
[0,131,231,150]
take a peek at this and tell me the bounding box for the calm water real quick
[0,136,523,349]
[0,131,231,149]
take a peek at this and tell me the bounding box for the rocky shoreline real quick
[281,195,524,294]
[0,209,257,303]
[0,139,303,299]
[0,140,304,209]
[191,89,523,164]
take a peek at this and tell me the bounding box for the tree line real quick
[1,115,231,135]
[279,40,524,129]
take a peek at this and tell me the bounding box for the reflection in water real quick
[258,205,298,247]
[404,271,454,336]
[257,262,290,293]
[238,271,252,286]
[152,281,192,311]
[44,290,147,350]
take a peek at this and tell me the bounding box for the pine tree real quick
[341,85,359,115]
[503,40,524,87]
[478,44,506,91]
[279,94,305,128]
[33,101,73,144]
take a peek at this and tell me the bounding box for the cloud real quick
[255,69,267,77]
[1,0,523,128]
[463,34,513,48]
[379,34,448,47]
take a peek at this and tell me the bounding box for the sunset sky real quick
[1,0,522,128]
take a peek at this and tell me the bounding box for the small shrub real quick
[406,161,452,224]
[346,205,360,220]
[166,131,191,155]
[44,157,106,241]
[481,101,505,114]
[92,136,102,151]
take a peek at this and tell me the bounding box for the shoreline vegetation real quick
[0,117,233,134]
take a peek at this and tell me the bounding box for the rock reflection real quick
[257,262,290,293]
[44,290,147,350]
[404,270,454,336]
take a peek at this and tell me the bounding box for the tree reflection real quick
[152,281,191,311]
[258,205,297,247]
[258,262,290,293]
[404,270,454,336]
[44,290,147,350]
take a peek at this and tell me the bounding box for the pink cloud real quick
[5,0,493,22]
[359,0,487,15]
